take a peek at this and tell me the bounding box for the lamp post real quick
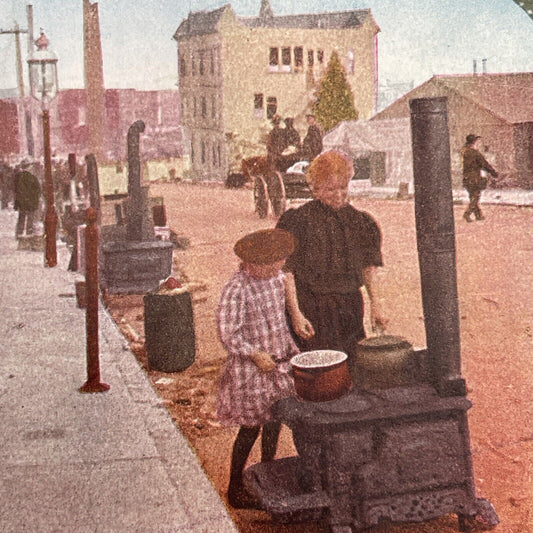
[27,31,59,267]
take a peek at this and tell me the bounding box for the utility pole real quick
[0,23,29,96]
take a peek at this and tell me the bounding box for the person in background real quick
[300,113,323,162]
[14,160,41,239]
[0,158,15,209]
[266,114,287,171]
[277,150,388,364]
[461,134,498,222]
[216,228,299,509]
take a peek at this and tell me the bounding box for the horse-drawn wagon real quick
[241,154,312,218]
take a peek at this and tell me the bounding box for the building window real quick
[266,96,277,119]
[201,96,207,118]
[281,47,291,72]
[179,56,187,77]
[317,49,324,64]
[294,47,303,71]
[210,50,215,75]
[269,47,279,72]
[199,51,205,75]
[192,55,196,75]
[212,145,217,168]
[193,96,197,117]
[211,95,216,119]
[346,49,355,74]
[78,106,86,126]
[308,50,314,67]
[201,141,206,165]
[254,93,264,119]
[217,144,221,167]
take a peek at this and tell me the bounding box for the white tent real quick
[323,118,413,187]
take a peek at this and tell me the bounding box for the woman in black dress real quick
[277,150,388,359]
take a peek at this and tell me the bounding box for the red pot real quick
[291,350,352,402]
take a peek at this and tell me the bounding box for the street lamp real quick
[27,30,59,267]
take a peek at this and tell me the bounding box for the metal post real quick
[42,108,58,267]
[409,96,466,397]
[85,153,101,224]
[79,206,109,393]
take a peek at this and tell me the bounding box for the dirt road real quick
[106,182,533,533]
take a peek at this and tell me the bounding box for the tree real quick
[312,51,358,132]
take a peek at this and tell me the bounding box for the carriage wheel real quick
[267,171,287,217]
[253,176,269,219]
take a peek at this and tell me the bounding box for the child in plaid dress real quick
[216,228,299,509]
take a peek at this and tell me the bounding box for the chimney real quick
[473,59,477,75]
[259,0,274,23]
[482,58,487,74]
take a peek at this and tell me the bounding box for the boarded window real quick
[269,47,279,66]
[266,96,277,119]
[294,47,303,70]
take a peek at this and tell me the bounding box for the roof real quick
[374,72,533,125]
[174,4,375,39]
[174,5,230,39]
[240,9,372,30]
[324,118,412,154]
[433,73,533,124]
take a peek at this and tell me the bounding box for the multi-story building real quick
[174,0,380,181]
[0,88,183,164]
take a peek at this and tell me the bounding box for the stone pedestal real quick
[101,240,173,294]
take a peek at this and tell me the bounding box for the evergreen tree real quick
[312,51,358,132]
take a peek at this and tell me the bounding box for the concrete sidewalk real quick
[0,207,238,533]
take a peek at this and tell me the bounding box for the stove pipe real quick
[409,97,466,397]
[126,120,145,242]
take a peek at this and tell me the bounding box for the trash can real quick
[143,291,195,372]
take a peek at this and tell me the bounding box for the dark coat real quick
[462,146,497,191]
[14,170,41,211]
[301,124,323,161]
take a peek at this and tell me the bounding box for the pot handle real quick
[292,368,316,381]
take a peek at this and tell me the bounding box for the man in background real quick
[14,160,41,238]
[301,113,323,162]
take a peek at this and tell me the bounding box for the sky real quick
[0,0,532,93]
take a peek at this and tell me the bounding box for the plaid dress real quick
[216,269,298,426]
